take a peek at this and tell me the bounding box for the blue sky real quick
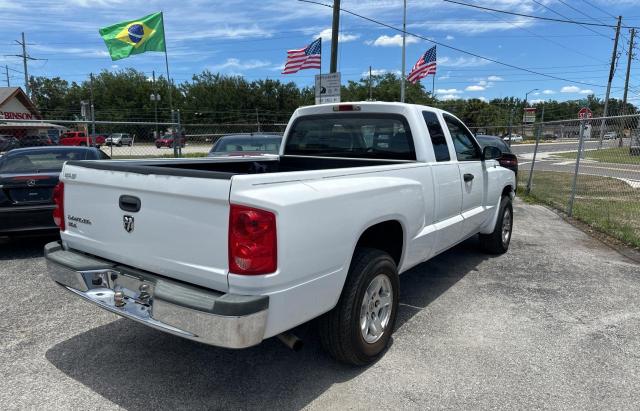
[1,0,639,104]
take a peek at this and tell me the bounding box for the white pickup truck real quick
[46,102,515,365]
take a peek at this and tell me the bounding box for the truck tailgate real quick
[60,163,231,292]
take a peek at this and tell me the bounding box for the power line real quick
[582,0,617,20]
[298,0,612,88]
[530,0,612,39]
[443,0,639,30]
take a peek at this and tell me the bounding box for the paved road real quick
[510,139,625,156]
[2,202,640,409]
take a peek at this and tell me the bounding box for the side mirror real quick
[482,146,502,161]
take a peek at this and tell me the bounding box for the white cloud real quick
[579,89,594,94]
[436,88,463,94]
[487,75,503,81]
[360,69,401,77]
[439,94,461,100]
[561,86,581,93]
[408,18,533,34]
[366,34,419,47]
[173,25,272,41]
[439,56,491,68]
[211,58,271,71]
[317,28,360,43]
[466,85,486,91]
[543,89,555,95]
[529,99,545,104]
[445,35,455,40]
[438,72,452,80]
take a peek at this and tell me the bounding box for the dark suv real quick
[19,135,52,147]
[631,133,640,156]
[0,135,20,152]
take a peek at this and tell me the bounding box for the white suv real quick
[105,133,133,147]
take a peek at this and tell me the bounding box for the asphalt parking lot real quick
[2,201,640,410]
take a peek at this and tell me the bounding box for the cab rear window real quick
[284,114,415,160]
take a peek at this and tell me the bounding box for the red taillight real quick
[333,104,361,112]
[229,204,277,275]
[52,181,65,231]
[499,154,518,168]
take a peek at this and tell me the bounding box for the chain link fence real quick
[521,114,640,248]
[0,117,287,158]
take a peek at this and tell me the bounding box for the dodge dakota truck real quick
[46,102,516,365]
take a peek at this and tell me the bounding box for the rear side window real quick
[443,114,481,161]
[422,111,450,162]
[285,114,416,160]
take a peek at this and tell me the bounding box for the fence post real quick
[525,106,544,194]
[568,119,586,216]
[177,110,182,157]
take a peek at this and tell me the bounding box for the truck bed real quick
[66,155,408,179]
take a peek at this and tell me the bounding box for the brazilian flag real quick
[99,12,166,61]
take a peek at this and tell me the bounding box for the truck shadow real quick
[45,237,493,410]
[0,235,57,260]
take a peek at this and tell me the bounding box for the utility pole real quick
[369,65,373,100]
[400,0,407,102]
[89,73,96,138]
[621,28,635,147]
[4,65,9,87]
[151,70,159,138]
[599,16,622,148]
[329,0,340,73]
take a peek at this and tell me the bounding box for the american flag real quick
[282,38,322,74]
[407,46,437,84]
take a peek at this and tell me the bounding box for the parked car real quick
[20,135,52,147]
[0,146,109,238]
[208,134,282,156]
[0,135,21,152]
[45,102,515,365]
[105,133,133,147]
[476,135,519,177]
[603,131,617,140]
[631,134,640,156]
[503,134,523,143]
[59,131,104,147]
[155,134,186,148]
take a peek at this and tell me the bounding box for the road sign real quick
[315,72,341,104]
[578,107,593,120]
[523,107,536,123]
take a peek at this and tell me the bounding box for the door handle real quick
[119,195,141,212]
[463,173,474,182]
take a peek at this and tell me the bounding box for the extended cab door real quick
[422,111,463,255]
[442,114,487,238]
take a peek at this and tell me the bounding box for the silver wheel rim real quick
[360,274,393,344]
[502,208,512,246]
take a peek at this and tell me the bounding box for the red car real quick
[59,132,105,147]
[155,135,186,148]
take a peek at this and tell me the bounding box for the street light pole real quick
[400,0,407,102]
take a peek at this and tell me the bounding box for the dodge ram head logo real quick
[123,215,135,233]
[26,179,36,187]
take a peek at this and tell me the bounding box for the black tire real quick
[116,142,122,147]
[79,142,86,146]
[479,195,513,254]
[128,142,132,147]
[318,248,399,365]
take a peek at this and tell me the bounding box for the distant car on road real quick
[0,135,21,152]
[20,135,52,147]
[503,134,523,143]
[105,133,133,147]
[476,135,519,177]
[603,131,617,140]
[155,134,186,148]
[0,146,109,238]
[208,134,282,157]
[631,134,640,156]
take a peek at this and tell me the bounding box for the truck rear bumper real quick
[45,242,268,349]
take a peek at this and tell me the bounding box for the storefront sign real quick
[1,111,34,120]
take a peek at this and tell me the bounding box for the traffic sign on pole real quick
[578,107,593,120]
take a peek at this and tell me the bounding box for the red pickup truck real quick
[59,132,106,147]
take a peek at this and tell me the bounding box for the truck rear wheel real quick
[479,196,513,254]
[319,248,399,365]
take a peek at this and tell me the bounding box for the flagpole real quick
[318,37,322,105]
[160,12,173,116]
[400,0,406,102]
[432,74,435,98]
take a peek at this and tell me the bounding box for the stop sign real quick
[578,107,593,119]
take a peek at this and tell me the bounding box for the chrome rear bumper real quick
[45,242,268,349]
